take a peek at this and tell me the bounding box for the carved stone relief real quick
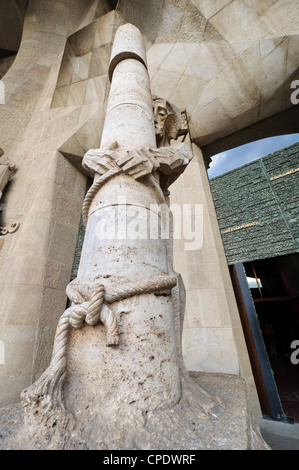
[0,148,19,235]
[0,24,269,451]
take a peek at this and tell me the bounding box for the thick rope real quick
[82,179,103,227]
[85,284,105,326]
[104,275,177,304]
[82,169,121,226]
[99,304,119,345]
[21,274,177,416]
[68,302,89,329]
[21,308,72,419]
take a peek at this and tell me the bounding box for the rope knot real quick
[85,284,105,326]
[69,283,119,346]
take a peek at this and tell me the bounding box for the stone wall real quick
[59,141,262,418]
[170,143,261,418]
[0,1,121,406]
[0,0,297,417]
[209,143,299,265]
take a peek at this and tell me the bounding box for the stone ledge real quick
[0,371,270,450]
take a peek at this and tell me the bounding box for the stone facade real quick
[0,0,298,428]
[0,21,270,449]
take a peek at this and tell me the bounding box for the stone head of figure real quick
[152,96,181,147]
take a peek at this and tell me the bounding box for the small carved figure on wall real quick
[0,148,19,235]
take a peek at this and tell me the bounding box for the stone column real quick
[20,23,195,428]
[4,23,268,452]
[64,24,181,412]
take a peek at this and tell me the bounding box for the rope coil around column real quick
[21,274,177,420]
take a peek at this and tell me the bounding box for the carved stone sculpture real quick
[0,149,19,235]
[0,148,16,199]
[0,24,269,450]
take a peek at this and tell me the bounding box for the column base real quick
[0,371,270,450]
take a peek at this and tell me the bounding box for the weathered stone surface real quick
[0,0,295,427]
[0,371,269,450]
[0,21,269,452]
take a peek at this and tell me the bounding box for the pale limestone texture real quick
[170,143,261,418]
[0,371,270,450]
[0,1,122,407]
[140,0,299,146]
[0,20,269,451]
[0,0,297,429]
[0,165,10,200]
[0,150,18,235]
